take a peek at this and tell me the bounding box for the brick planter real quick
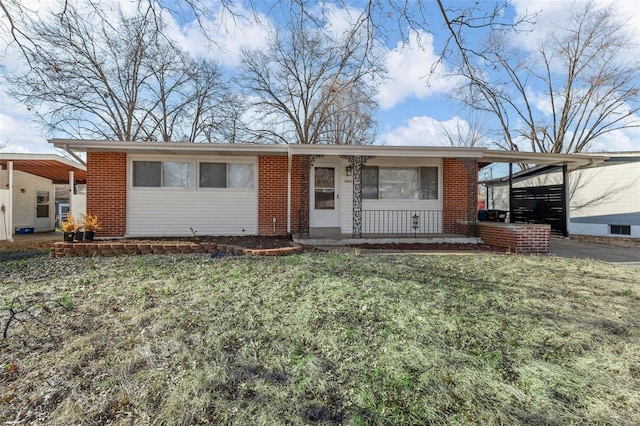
[51,241,304,258]
[476,222,550,254]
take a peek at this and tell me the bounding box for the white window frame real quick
[129,155,257,192]
[197,161,256,191]
[361,165,440,201]
[132,160,192,189]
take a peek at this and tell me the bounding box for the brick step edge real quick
[51,241,304,258]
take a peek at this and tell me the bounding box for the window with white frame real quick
[199,163,254,189]
[609,224,631,235]
[362,166,438,200]
[133,161,190,188]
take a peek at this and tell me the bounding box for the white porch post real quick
[69,170,74,216]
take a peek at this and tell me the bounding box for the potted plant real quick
[61,214,78,242]
[80,213,101,241]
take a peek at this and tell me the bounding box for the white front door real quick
[35,190,51,230]
[310,164,340,228]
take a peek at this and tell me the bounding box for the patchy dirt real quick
[569,235,640,249]
[1,235,297,254]
[0,240,57,252]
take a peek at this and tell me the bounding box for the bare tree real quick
[323,80,378,145]
[4,1,233,142]
[454,1,640,153]
[439,112,488,147]
[239,3,382,144]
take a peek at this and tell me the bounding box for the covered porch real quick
[0,154,87,242]
[295,147,608,252]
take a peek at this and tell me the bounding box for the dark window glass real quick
[133,161,161,187]
[420,167,438,199]
[200,163,227,188]
[362,166,378,199]
[610,225,631,235]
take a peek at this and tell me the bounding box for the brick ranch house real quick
[50,140,606,252]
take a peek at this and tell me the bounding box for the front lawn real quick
[1,252,639,424]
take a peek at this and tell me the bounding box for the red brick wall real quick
[478,222,550,253]
[86,152,127,237]
[443,158,478,233]
[258,155,301,236]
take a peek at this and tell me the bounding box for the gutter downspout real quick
[6,161,13,241]
[562,164,569,238]
[63,144,86,167]
[287,145,292,237]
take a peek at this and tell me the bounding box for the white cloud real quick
[587,124,640,152]
[165,4,273,68]
[382,115,450,146]
[377,30,459,110]
[0,99,53,153]
[511,0,640,51]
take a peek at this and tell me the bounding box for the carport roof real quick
[0,153,87,184]
[49,139,609,170]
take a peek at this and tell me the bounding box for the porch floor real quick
[295,233,481,246]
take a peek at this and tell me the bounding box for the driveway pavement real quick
[549,238,640,268]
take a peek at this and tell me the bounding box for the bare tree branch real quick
[4,1,234,142]
[454,1,640,154]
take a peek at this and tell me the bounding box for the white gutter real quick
[50,139,289,155]
[287,145,292,236]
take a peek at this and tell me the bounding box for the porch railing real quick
[362,210,443,236]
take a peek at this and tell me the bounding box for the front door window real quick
[36,191,50,218]
[314,167,335,210]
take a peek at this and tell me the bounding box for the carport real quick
[0,153,86,241]
[479,151,609,237]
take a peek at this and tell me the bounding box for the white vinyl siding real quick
[0,170,55,231]
[127,155,258,236]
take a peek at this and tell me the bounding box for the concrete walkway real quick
[549,238,640,268]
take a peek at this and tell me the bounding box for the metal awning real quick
[0,153,87,184]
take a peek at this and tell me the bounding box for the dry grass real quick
[1,252,639,425]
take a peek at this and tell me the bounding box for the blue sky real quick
[1,0,639,156]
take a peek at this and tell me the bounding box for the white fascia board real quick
[50,140,486,159]
[289,144,485,158]
[49,139,289,156]
[0,152,86,170]
[481,150,609,168]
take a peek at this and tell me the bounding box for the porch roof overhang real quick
[0,153,87,184]
[50,139,290,157]
[49,139,609,169]
[479,150,609,170]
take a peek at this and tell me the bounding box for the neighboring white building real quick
[481,153,640,238]
[0,153,86,241]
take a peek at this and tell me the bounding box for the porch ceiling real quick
[0,154,87,184]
